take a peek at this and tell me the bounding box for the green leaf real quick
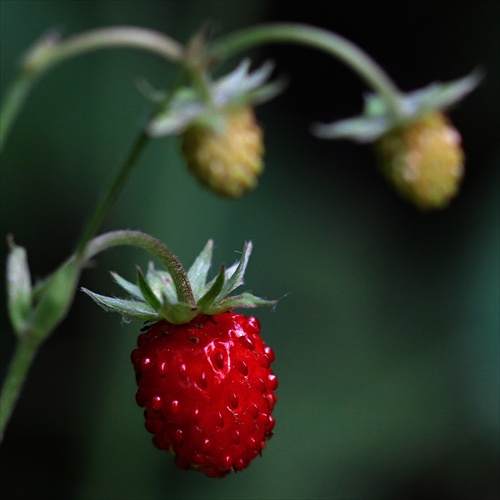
[6,239,32,335]
[187,240,213,300]
[137,267,162,311]
[81,288,157,321]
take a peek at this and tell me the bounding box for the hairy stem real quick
[83,230,195,305]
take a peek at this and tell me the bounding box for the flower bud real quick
[180,106,264,198]
[375,111,465,210]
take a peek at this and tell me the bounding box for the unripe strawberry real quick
[375,111,465,210]
[180,106,264,198]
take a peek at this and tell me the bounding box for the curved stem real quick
[22,26,184,76]
[83,230,195,305]
[33,27,183,71]
[0,27,184,153]
[209,22,405,118]
[0,228,194,442]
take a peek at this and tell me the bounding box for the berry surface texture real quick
[131,312,278,478]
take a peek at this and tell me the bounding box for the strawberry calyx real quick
[147,59,284,137]
[82,240,274,324]
[312,70,482,143]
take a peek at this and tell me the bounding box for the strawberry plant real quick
[82,239,277,476]
[0,16,481,482]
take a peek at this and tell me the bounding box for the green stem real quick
[0,72,33,152]
[0,27,184,153]
[0,20,406,446]
[0,335,43,442]
[83,230,195,305]
[75,131,150,254]
[209,22,405,118]
[0,28,188,441]
[75,67,188,253]
[40,26,184,68]
[0,228,194,443]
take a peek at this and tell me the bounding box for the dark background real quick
[1,1,498,499]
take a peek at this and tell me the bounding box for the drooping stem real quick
[209,22,405,118]
[83,230,195,306]
[1,21,409,445]
[32,26,184,71]
[0,27,184,153]
[0,27,188,441]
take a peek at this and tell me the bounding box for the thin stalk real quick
[40,26,184,69]
[0,128,149,443]
[0,72,33,152]
[209,22,405,118]
[0,335,43,442]
[0,228,194,442]
[75,67,188,253]
[0,26,184,153]
[75,130,150,254]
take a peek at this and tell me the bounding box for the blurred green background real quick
[1,1,498,499]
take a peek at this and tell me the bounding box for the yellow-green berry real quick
[376,111,465,210]
[181,106,264,198]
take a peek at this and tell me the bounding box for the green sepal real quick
[219,241,251,298]
[81,288,157,321]
[145,265,177,304]
[82,239,275,325]
[312,69,482,143]
[399,70,483,114]
[147,60,284,137]
[187,239,213,301]
[6,238,32,336]
[110,272,142,300]
[206,292,276,314]
[197,265,225,310]
[157,292,199,324]
[136,267,162,311]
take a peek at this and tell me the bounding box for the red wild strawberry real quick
[131,312,277,477]
[82,239,277,477]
